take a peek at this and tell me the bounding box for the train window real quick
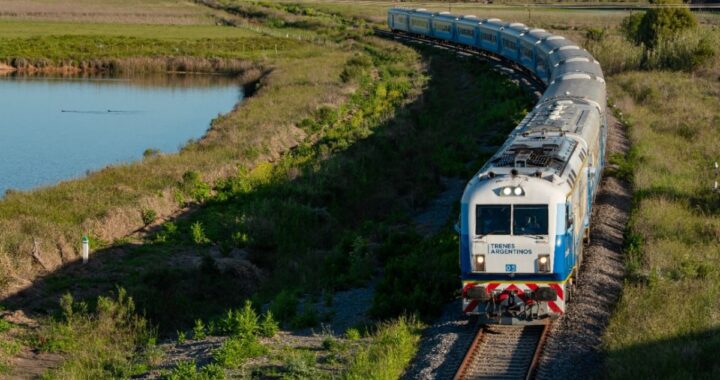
[434,21,451,33]
[537,56,546,70]
[481,32,496,42]
[394,15,407,24]
[513,205,549,235]
[459,26,474,37]
[503,38,517,50]
[410,18,429,29]
[521,45,533,59]
[476,205,511,235]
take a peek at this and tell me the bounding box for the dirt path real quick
[402,114,631,380]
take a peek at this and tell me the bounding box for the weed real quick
[177,331,187,345]
[258,311,279,338]
[282,350,320,379]
[0,320,12,333]
[193,319,207,340]
[345,328,361,341]
[36,289,153,379]
[212,336,266,369]
[217,301,259,338]
[141,208,157,226]
[191,221,210,245]
[342,317,422,380]
[165,360,225,380]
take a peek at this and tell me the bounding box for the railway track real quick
[453,323,551,380]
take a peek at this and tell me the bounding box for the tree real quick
[624,0,698,48]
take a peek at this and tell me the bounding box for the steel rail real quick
[453,323,551,380]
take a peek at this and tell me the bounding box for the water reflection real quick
[0,73,243,196]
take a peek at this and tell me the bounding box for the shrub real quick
[282,350,319,379]
[143,148,160,158]
[342,317,422,380]
[212,336,266,369]
[345,328,361,341]
[621,12,645,45]
[258,311,279,338]
[193,319,207,340]
[141,208,157,226]
[585,28,606,42]
[165,360,225,380]
[37,289,153,379]
[637,1,697,49]
[191,221,210,245]
[217,301,259,337]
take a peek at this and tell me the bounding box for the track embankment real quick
[535,114,630,379]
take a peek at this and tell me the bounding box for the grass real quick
[342,317,422,380]
[35,289,154,379]
[602,68,720,378]
[0,2,353,290]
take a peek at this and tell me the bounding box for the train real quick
[387,8,607,324]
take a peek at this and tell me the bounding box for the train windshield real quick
[476,205,511,235]
[513,205,549,235]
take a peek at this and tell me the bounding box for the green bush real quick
[141,208,157,226]
[193,319,207,340]
[342,317,422,380]
[212,336,266,369]
[165,360,225,380]
[37,289,153,379]
[637,2,697,48]
[258,311,279,338]
[191,221,210,245]
[216,300,269,338]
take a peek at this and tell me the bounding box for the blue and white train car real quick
[455,15,480,46]
[431,11,457,41]
[499,23,528,62]
[387,7,607,324]
[477,18,503,53]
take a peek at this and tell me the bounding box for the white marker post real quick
[81,236,89,264]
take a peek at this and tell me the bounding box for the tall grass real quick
[36,289,155,379]
[342,317,423,380]
[603,70,720,378]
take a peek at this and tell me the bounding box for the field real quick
[0,0,718,378]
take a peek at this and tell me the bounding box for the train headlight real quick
[538,254,551,273]
[499,186,524,196]
[474,255,486,272]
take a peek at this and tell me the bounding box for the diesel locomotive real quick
[388,8,607,324]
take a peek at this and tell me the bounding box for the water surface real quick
[0,74,243,196]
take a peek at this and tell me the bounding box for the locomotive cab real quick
[459,154,574,324]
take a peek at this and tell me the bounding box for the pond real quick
[0,74,243,196]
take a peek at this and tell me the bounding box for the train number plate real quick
[506,264,517,272]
